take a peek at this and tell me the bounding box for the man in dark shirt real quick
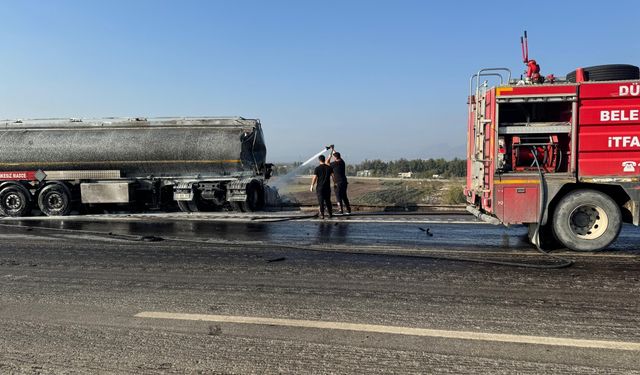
[310,154,333,219]
[327,149,351,214]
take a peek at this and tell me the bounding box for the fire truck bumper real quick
[466,205,502,225]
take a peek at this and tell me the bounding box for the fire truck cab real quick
[466,65,640,251]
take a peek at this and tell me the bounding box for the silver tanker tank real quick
[0,117,267,178]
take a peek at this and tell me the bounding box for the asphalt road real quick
[0,214,639,374]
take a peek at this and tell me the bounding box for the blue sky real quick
[2,1,640,162]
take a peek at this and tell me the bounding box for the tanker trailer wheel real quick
[240,181,265,212]
[551,190,621,252]
[0,185,32,217]
[177,194,218,213]
[38,184,72,216]
[177,200,198,213]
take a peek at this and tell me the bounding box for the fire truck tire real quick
[0,185,32,217]
[566,64,639,82]
[38,183,72,216]
[528,223,562,250]
[551,190,621,252]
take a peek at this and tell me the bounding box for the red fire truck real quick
[466,33,640,251]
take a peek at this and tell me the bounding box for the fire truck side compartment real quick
[495,184,539,224]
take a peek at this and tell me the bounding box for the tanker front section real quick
[0,117,272,216]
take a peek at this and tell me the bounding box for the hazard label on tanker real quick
[0,171,37,180]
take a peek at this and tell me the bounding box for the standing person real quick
[310,154,333,219]
[327,148,351,214]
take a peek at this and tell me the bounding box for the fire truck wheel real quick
[38,184,72,216]
[0,185,32,217]
[528,223,562,250]
[551,190,621,252]
[566,64,639,82]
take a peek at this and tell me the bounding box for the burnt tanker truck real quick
[0,116,273,216]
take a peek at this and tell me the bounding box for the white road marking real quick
[135,312,640,351]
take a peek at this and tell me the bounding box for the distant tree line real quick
[352,158,466,178]
[273,158,466,178]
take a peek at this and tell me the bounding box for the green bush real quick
[443,184,466,204]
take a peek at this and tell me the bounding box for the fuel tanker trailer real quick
[0,116,273,216]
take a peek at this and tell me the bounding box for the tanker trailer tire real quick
[551,190,621,252]
[0,185,32,217]
[177,194,218,213]
[177,200,197,213]
[38,184,72,216]
[241,181,265,212]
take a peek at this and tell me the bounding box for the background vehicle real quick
[0,116,272,216]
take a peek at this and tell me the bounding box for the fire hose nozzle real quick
[326,144,334,150]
